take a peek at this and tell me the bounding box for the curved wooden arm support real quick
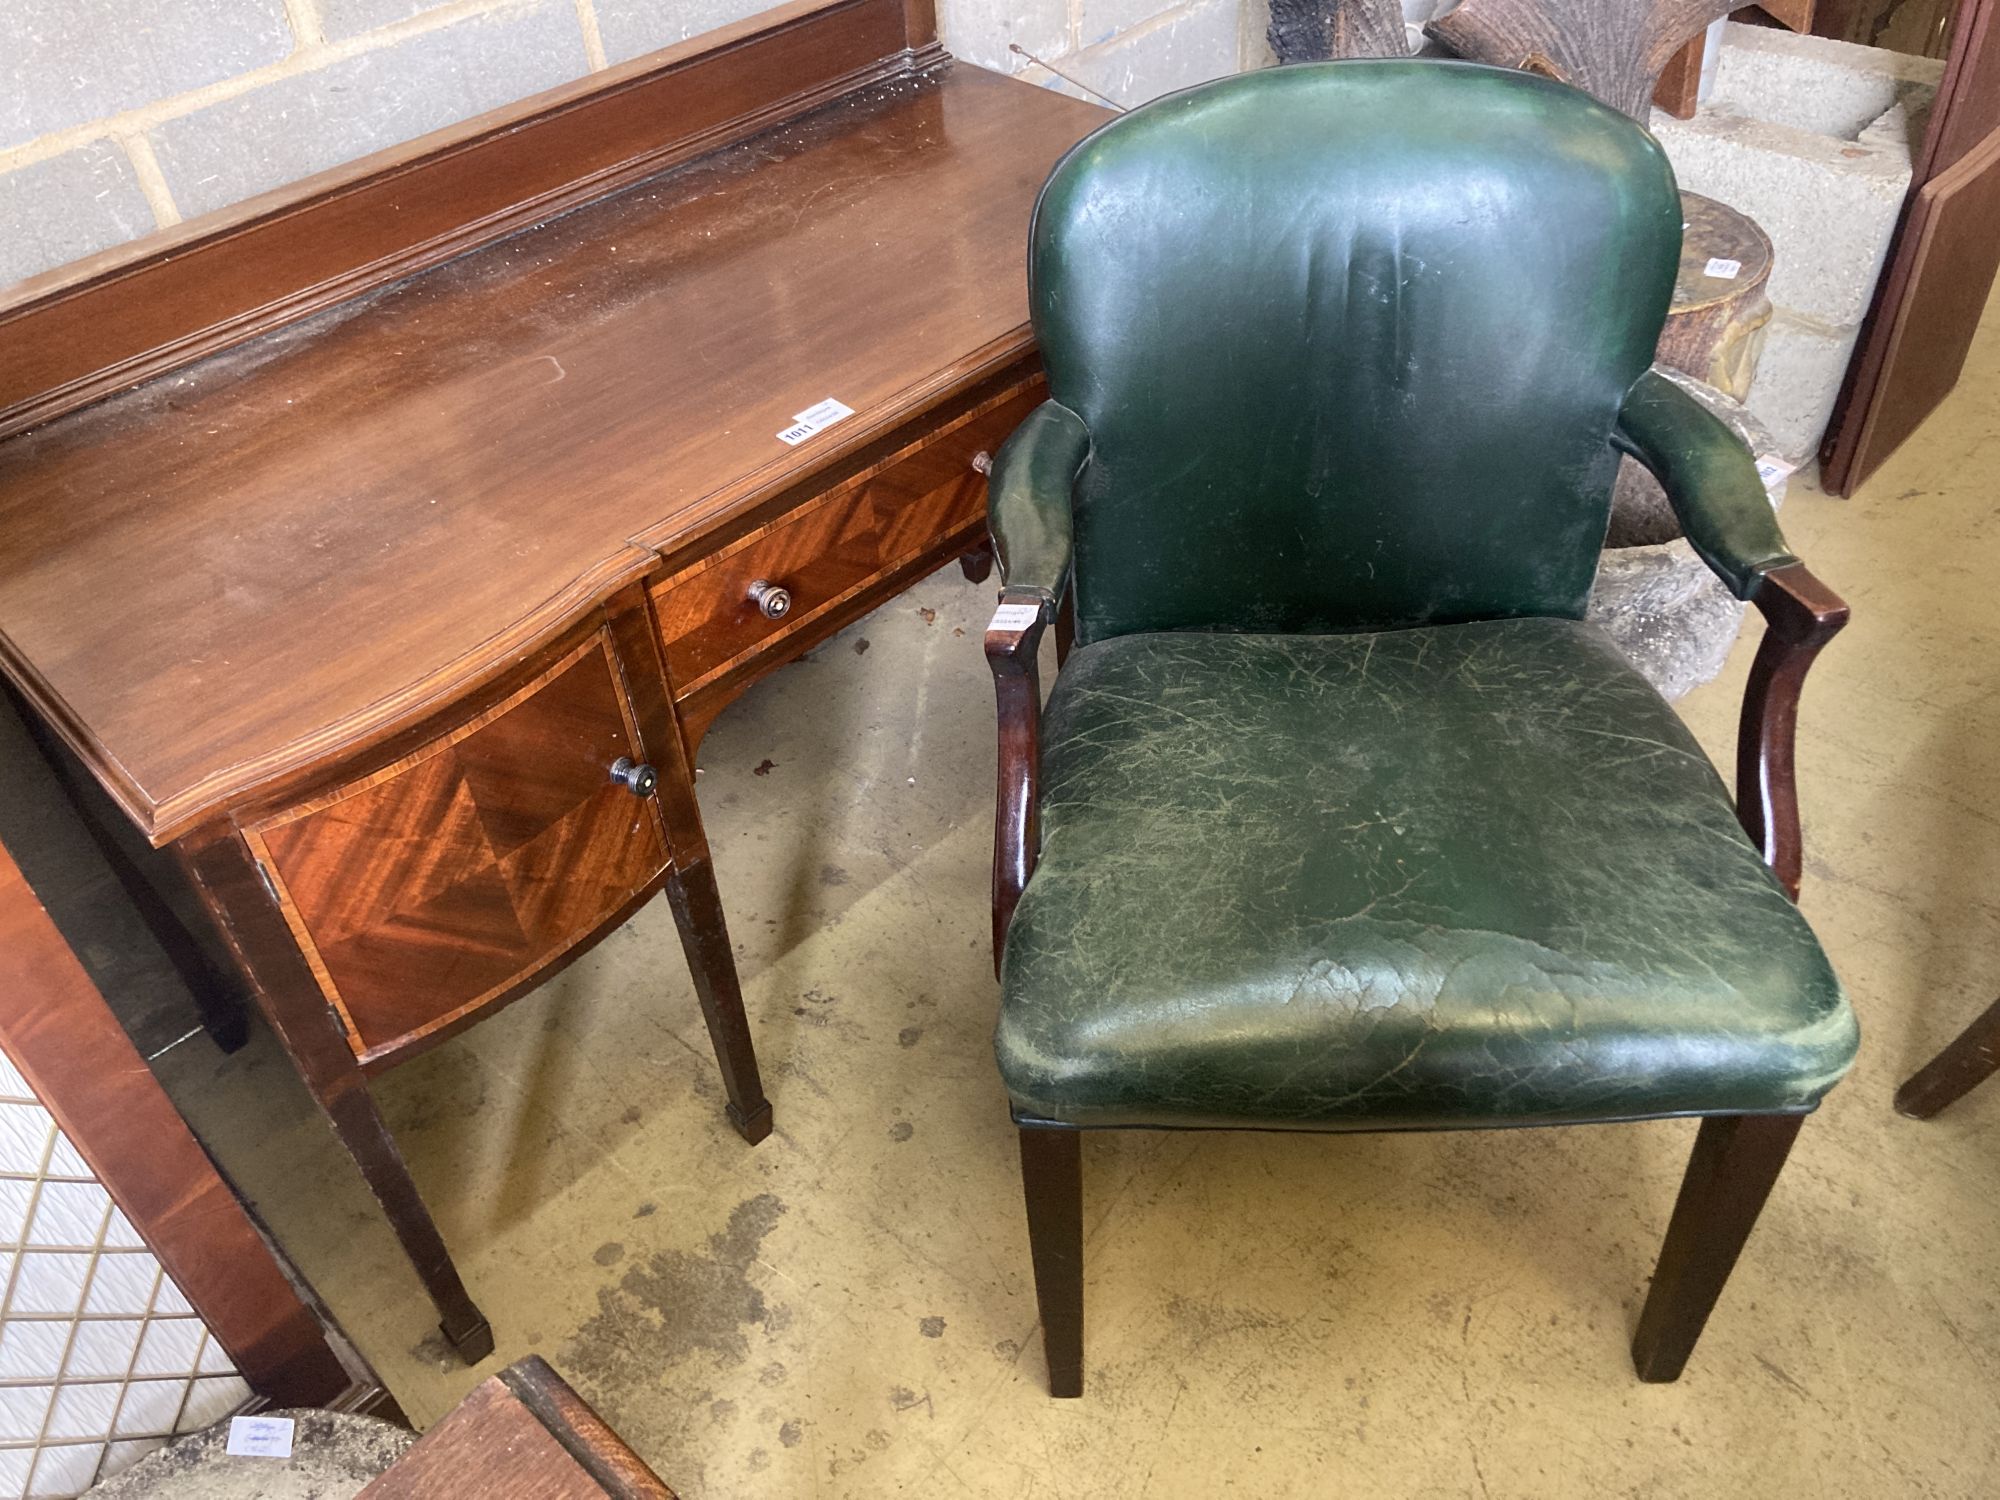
[987,588,1052,974]
[1737,561,1848,902]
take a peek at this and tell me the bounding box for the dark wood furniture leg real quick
[1017,1125,1084,1398]
[959,540,995,583]
[664,859,772,1144]
[181,833,495,1364]
[1622,560,1848,1381]
[1896,994,2000,1118]
[608,592,773,1146]
[1631,1112,1804,1382]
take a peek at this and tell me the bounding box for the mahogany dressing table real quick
[0,0,1103,1362]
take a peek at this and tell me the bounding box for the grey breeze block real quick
[1650,22,1943,461]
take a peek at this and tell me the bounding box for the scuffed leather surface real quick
[989,400,1088,603]
[1028,61,1682,645]
[997,620,1856,1129]
[1614,370,1798,601]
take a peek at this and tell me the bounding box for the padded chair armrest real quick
[1612,370,1797,602]
[1614,373,1849,900]
[988,401,1089,605]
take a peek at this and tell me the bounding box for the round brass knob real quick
[609,757,658,797]
[971,450,993,475]
[748,579,792,620]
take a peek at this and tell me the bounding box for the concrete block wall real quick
[1651,23,1943,463]
[2,0,1263,290]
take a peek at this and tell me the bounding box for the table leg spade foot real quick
[443,1307,496,1365]
[726,1097,774,1145]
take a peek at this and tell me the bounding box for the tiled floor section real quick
[152,291,2000,1496]
[0,1047,247,1499]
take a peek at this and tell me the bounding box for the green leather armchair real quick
[981,60,1856,1398]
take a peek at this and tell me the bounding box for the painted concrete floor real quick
[153,295,2000,1498]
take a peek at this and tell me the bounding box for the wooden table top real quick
[0,63,1101,840]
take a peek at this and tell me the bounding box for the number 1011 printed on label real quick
[777,397,856,446]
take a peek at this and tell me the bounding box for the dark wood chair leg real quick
[958,540,995,583]
[1896,994,2000,1119]
[180,834,493,1364]
[665,859,773,1145]
[1631,1113,1803,1383]
[1017,1125,1084,1397]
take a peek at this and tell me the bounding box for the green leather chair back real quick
[1029,61,1683,645]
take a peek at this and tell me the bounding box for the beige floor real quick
[159,295,2000,1498]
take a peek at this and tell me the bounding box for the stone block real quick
[150,0,590,220]
[0,142,158,288]
[1708,21,1942,140]
[593,0,791,66]
[936,0,1071,74]
[1742,310,1861,464]
[0,0,294,151]
[1063,0,1242,109]
[319,0,459,43]
[1650,106,1909,328]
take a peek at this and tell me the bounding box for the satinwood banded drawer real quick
[650,387,1041,697]
[244,631,668,1063]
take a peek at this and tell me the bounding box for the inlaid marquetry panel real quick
[651,386,1041,695]
[249,634,667,1062]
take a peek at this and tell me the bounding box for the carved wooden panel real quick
[248,634,666,1063]
[651,386,1040,697]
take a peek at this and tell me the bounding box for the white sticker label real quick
[1754,453,1797,487]
[1703,257,1742,280]
[776,397,855,446]
[988,602,1044,633]
[226,1415,296,1459]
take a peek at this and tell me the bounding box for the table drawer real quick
[651,388,1039,696]
[246,631,667,1061]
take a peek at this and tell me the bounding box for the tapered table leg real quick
[619,593,776,1148]
[182,835,493,1364]
[665,857,772,1144]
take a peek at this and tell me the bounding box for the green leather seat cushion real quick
[997,619,1857,1130]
